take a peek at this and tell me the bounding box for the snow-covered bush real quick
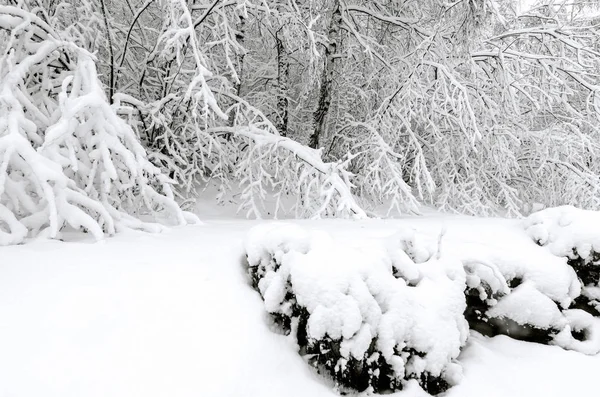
[246,220,600,394]
[526,206,600,318]
[461,253,580,345]
[385,226,591,349]
[7,1,600,218]
[0,6,195,245]
[245,223,468,394]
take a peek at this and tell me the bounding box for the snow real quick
[451,332,600,397]
[552,309,600,355]
[1,215,600,396]
[525,205,600,261]
[486,281,565,330]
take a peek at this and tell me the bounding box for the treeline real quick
[1,0,600,242]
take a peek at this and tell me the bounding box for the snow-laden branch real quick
[235,125,366,218]
[0,12,197,245]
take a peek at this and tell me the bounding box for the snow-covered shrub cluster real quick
[245,220,600,394]
[0,7,195,245]
[526,206,600,320]
[390,225,600,355]
[245,223,467,394]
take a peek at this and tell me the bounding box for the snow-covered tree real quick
[4,0,600,240]
[0,4,195,245]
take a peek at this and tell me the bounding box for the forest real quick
[2,0,600,244]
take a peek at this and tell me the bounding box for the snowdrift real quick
[245,206,600,394]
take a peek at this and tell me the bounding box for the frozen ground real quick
[1,215,598,397]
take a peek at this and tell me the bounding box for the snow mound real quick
[487,281,564,330]
[245,223,468,394]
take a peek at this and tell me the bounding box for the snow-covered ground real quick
[1,215,598,397]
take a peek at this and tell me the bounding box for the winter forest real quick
[3,0,600,396]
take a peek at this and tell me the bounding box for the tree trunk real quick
[228,14,246,128]
[275,29,289,137]
[99,0,115,103]
[309,0,341,149]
